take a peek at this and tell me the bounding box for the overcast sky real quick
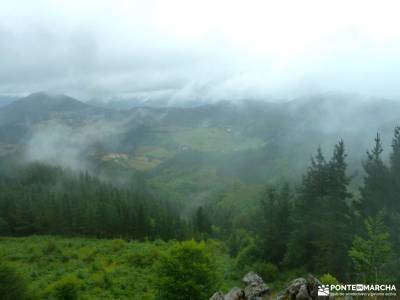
[1,0,400,101]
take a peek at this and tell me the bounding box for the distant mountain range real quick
[0,91,399,190]
[0,95,18,108]
[0,92,113,144]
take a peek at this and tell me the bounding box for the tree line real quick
[258,128,400,282]
[0,163,189,240]
[199,127,400,283]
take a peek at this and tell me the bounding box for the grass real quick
[130,146,175,171]
[99,146,175,171]
[0,236,237,300]
[170,127,264,152]
[97,126,265,172]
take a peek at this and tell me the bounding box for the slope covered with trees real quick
[0,163,188,240]
[1,125,400,299]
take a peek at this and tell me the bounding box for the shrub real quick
[61,253,70,263]
[111,239,126,252]
[42,240,60,255]
[128,249,160,267]
[52,275,83,300]
[156,240,218,300]
[226,229,253,257]
[252,262,279,282]
[81,249,98,263]
[235,241,262,270]
[320,273,339,285]
[92,271,113,289]
[0,261,31,300]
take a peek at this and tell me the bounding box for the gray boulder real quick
[275,275,333,300]
[242,272,265,285]
[305,275,321,299]
[209,272,270,300]
[225,287,245,300]
[242,272,270,300]
[296,284,311,300]
[286,278,307,297]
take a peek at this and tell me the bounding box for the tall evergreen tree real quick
[389,126,400,212]
[284,146,328,271]
[313,140,353,278]
[260,183,291,265]
[285,141,353,279]
[193,206,211,236]
[360,133,390,217]
[349,212,394,283]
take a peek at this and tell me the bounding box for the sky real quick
[1,0,400,102]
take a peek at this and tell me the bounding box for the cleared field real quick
[170,127,265,152]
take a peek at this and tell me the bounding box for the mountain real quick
[0,92,113,143]
[0,92,102,123]
[0,95,18,108]
[1,92,400,197]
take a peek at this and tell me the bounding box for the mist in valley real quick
[0,1,400,299]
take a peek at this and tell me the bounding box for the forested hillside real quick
[2,93,400,205]
[1,123,399,299]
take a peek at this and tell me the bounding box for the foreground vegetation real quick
[1,127,400,299]
[0,237,236,300]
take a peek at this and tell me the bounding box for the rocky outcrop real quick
[225,287,245,300]
[243,272,270,300]
[275,275,332,300]
[210,272,270,300]
[211,273,333,300]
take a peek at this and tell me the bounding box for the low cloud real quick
[24,118,128,170]
[2,0,400,101]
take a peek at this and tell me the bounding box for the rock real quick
[242,272,265,285]
[210,291,225,300]
[242,272,270,300]
[296,284,311,300]
[275,275,332,300]
[287,278,307,297]
[305,275,321,299]
[225,287,245,300]
[210,271,334,300]
[210,272,271,300]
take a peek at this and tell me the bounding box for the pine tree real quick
[313,140,353,278]
[285,142,353,279]
[284,146,328,271]
[261,183,291,265]
[349,212,393,283]
[385,127,400,272]
[389,126,400,212]
[360,133,390,216]
[193,206,211,236]
[390,126,400,174]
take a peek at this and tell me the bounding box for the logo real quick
[356,284,364,291]
[318,285,330,296]
[318,283,397,297]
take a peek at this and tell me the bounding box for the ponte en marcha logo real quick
[318,284,397,297]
